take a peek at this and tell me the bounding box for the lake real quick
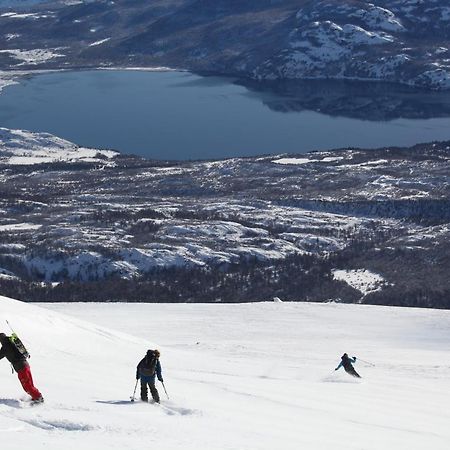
[1,70,450,160]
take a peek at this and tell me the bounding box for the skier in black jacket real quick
[0,332,43,402]
[335,353,361,378]
[136,349,163,403]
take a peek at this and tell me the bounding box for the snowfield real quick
[1,296,450,449]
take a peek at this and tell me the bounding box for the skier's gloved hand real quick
[158,377,164,382]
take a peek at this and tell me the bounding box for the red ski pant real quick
[17,365,42,400]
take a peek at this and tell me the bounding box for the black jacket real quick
[136,351,163,381]
[0,336,28,372]
[341,354,356,371]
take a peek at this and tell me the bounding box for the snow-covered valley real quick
[1,128,450,307]
[1,295,449,449]
[1,2,449,309]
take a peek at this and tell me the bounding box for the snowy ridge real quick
[254,0,450,90]
[0,49,64,65]
[89,38,110,47]
[2,296,450,449]
[350,4,405,32]
[0,128,118,165]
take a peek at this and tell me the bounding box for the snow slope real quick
[1,296,450,449]
[0,127,118,165]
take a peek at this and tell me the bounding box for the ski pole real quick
[357,358,375,367]
[5,320,15,334]
[161,381,169,400]
[130,379,138,402]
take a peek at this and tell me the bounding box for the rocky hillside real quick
[0,127,449,307]
[0,0,449,89]
[254,0,450,89]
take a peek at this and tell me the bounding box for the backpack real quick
[9,333,30,359]
[140,351,157,376]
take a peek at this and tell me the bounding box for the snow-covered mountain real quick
[0,0,449,89]
[254,0,450,90]
[0,128,449,307]
[1,295,450,449]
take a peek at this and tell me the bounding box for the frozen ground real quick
[1,296,450,449]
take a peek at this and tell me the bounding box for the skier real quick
[335,353,361,378]
[136,349,163,403]
[0,332,44,402]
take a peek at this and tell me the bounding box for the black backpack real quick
[9,333,30,359]
[141,350,157,374]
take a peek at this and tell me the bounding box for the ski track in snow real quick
[0,297,450,449]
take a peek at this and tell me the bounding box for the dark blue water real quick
[1,70,450,160]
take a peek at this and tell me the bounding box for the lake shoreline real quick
[0,66,179,94]
[1,69,450,160]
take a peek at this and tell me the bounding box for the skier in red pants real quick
[0,333,43,402]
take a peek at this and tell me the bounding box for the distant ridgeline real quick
[0,128,450,308]
[0,0,449,89]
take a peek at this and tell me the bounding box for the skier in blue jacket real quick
[136,349,163,403]
[335,353,361,378]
